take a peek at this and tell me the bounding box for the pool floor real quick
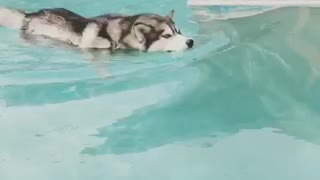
[1,1,320,180]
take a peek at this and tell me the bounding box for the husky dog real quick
[0,7,194,52]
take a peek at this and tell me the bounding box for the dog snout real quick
[186,39,194,48]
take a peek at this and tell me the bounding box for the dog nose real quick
[186,39,194,48]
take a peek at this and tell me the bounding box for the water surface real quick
[1,1,320,180]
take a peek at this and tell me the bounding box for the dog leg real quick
[20,32,38,45]
[81,49,112,78]
[79,22,100,49]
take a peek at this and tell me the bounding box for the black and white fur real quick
[0,7,194,52]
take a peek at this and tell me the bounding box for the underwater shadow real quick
[81,7,320,155]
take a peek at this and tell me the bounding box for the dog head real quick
[127,10,194,52]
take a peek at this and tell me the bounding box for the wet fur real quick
[0,7,193,78]
[0,8,193,52]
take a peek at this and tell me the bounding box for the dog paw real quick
[97,68,113,79]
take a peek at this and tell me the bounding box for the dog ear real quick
[132,23,151,42]
[167,10,175,19]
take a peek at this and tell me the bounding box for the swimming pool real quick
[1,0,320,179]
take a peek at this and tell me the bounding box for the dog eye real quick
[162,34,172,38]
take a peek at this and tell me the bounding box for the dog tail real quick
[0,7,26,30]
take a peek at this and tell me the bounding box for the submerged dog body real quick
[0,7,194,52]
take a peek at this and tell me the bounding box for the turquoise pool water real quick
[1,0,320,179]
